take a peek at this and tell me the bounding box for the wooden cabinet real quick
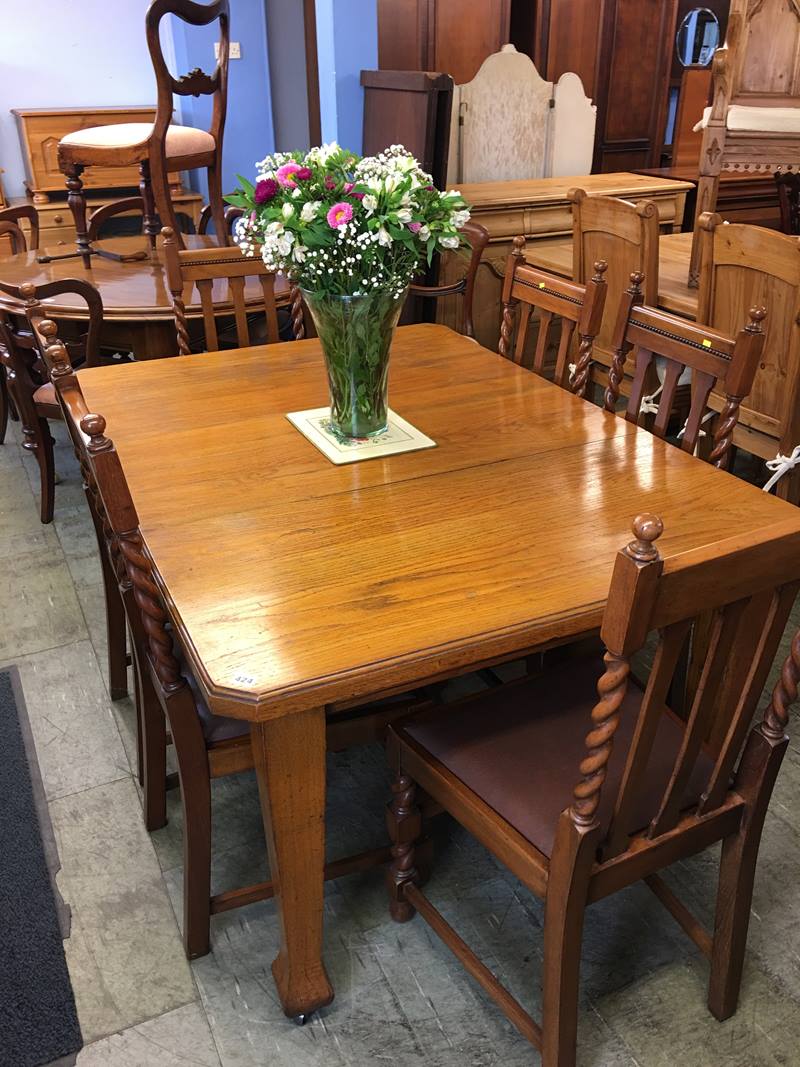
[7,192,203,251]
[377,0,511,86]
[13,107,158,202]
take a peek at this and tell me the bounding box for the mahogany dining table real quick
[77,322,800,1020]
[0,234,290,360]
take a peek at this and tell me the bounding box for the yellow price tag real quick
[702,339,712,348]
[539,282,545,289]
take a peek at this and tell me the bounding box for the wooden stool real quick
[55,0,230,266]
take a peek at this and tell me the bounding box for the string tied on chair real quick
[763,445,800,493]
[639,382,663,416]
[676,408,715,442]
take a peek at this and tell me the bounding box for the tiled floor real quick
[4,415,800,1067]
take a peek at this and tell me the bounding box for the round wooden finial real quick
[626,513,663,562]
[592,259,608,282]
[19,282,37,301]
[161,226,175,240]
[747,305,767,332]
[39,318,58,340]
[80,412,110,452]
[511,234,526,258]
[627,271,645,298]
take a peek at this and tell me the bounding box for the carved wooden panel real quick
[737,0,800,100]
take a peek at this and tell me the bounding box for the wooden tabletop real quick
[460,172,695,211]
[78,323,796,721]
[0,235,290,322]
[526,231,698,319]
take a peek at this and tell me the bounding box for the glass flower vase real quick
[301,287,408,439]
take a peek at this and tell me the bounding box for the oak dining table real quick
[526,231,699,319]
[0,234,291,360]
[77,322,800,1021]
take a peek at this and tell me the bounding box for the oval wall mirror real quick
[676,8,721,67]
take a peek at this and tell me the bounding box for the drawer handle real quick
[53,214,63,224]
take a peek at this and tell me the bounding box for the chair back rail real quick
[162,224,283,353]
[408,221,489,337]
[696,213,800,456]
[499,234,607,395]
[604,268,765,468]
[0,278,103,367]
[145,0,230,245]
[568,189,660,367]
[0,204,39,252]
[87,197,146,243]
[197,204,243,237]
[572,514,800,864]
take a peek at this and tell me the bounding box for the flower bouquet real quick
[226,143,471,438]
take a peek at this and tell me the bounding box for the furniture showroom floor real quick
[5,416,800,1067]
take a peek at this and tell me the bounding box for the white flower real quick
[377,226,393,247]
[293,244,308,263]
[276,232,294,257]
[282,202,294,220]
[439,234,460,250]
[418,224,430,241]
[266,220,284,235]
[395,207,413,223]
[451,208,470,228]
[300,200,321,222]
[292,187,302,199]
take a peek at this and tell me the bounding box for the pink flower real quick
[350,191,365,200]
[296,166,313,180]
[276,162,303,187]
[254,178,279,203]
[326,201,354,228]
[324,175,336,190]
[344,182,354,193]
[407,221,422,233]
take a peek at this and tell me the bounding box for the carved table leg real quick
[251,707,334,1020]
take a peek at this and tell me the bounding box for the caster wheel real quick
[293,1013,310,1027]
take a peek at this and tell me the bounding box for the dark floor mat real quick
[0,668,82,1067]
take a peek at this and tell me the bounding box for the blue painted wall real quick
[0,0,167,198]
[171,0,275,196]
[315,0,377,154]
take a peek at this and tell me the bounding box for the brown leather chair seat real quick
[399,654,714,856]
[32,382,61,419]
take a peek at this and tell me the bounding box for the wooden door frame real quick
[303,0,322,146]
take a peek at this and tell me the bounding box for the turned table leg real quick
[251,707,334,1021]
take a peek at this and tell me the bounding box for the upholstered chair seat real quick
[60,123,215,157]
[694,104,800,134]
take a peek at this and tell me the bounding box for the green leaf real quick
[236,174,256,197]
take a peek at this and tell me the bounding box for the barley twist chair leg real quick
[386,771,422,922]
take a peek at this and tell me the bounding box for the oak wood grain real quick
[76,324,800,723]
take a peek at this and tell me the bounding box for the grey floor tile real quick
[76,1002,220,1066]
[0,464,61,558]
[50,777,197,1043]
[55,503,103,588]
[0,639,130,801]
[0,546,87,660]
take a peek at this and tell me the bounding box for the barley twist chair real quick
[56,0,230,266]
[0,205,39,440]
[385,512,800,1066]
[604,270,766,470]
[39,322,431,961]
[498,234,607,396]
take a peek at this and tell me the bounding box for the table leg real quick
[132,321,179,361]
[251,706,334,1020]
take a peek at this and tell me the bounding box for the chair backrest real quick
[723,0,800,108]
[697,214,800,448]
[498,235,607,396]
[36,320,190,702]
[572,512,800,862]
[408,221,489,337]
[87,197,146,243]
[0,277,103,367]
[0,204,39,253]
[775,170,800,236]
[569,189,660,360]
[146,0,229,144]
[162,224,284,352]
[197,203,243,237]
[604,270,766,468]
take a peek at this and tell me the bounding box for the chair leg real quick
[386,770,423,922]
[689,173,720,288]
[207,157,228,245]
[149,150,184,249]
[34,417,55,524]
[140,663,168,833]
[100,547,128,701]
[169,705,213,959]
[775,463,800,506]
[133,655,144,786]
[0,367,9,445]
[63,163,91,267]
[139,160,160,251]
[708,730,788,1021]
[541,814,598,1067]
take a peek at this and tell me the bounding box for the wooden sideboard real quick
[5,192,203,252]
[438,171,693,348]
